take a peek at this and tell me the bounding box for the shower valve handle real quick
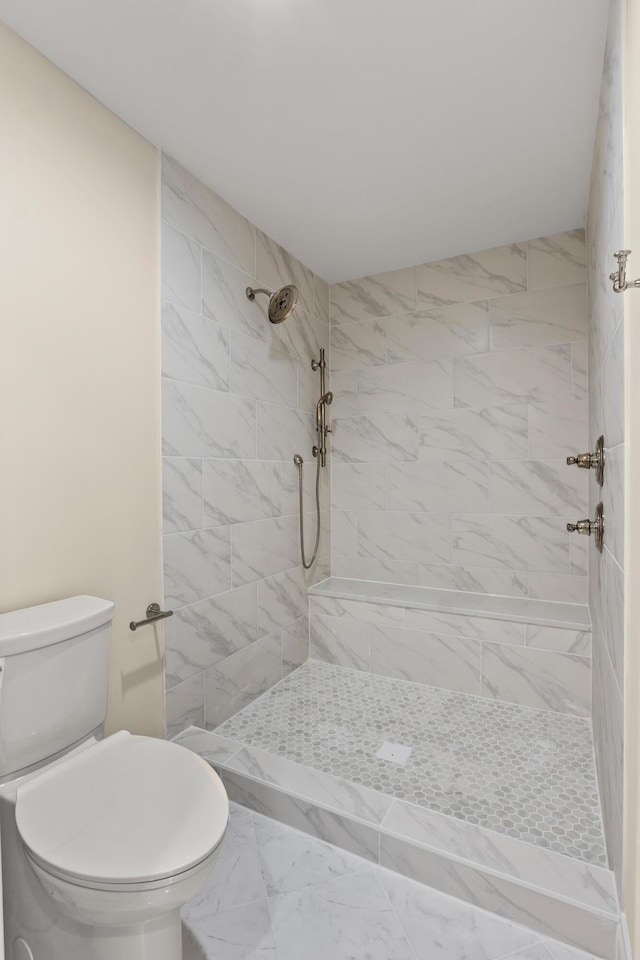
[566,519,592,535]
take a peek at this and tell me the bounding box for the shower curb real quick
[173,725,619,959]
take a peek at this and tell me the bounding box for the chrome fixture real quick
[566,435,605,486]
[129,602,174,631]
[245,284,299,323]
[295,348,332,569]
[567,502,604,553]
[610,250,640,292]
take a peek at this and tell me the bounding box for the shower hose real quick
[295,452,321,569]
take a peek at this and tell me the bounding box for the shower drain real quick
[376,741,412,766]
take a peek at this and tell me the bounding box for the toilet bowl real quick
[0,595,229,960]
[13,730,228,959]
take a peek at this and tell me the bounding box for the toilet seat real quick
[15,730,229,887]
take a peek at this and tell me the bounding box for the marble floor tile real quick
[378,868,539,960]
[183,898,277,960]
[182,810,266,919]
[182,805,608,960]
[268,869,416,960]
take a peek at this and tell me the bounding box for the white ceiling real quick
[0,1,609,282]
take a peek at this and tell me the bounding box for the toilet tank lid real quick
[0,596,114,656]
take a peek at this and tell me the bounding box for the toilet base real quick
[10,911,181,960]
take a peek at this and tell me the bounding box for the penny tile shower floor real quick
[216,661,606,865]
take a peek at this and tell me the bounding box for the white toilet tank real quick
[0,597,114,779]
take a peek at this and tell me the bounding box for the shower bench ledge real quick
[308,577,590,631]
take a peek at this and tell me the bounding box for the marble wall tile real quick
[332,463,388,511]
[314,275,330,325]
[454,344,572,408]
[229,331,297,406]
[331,370,358,418]
[331,266,416,324]
[570,536,589,577]
[256,229,314,316]
[274,302,330,363]
[572,340,589,400]
[161,301,229,390]
[309,596,405,625]
[165,672,204,738]
[527,573,588,604]
[228,749,392,827]
[331,557,420,585]
[257,402,315,461]
[418,563,529,598]
[603,549,624,692]
[161,157,330,743]
[490,460,588,516]
[481,644,591,716]
[571,340,589,400]
[358,359,453,417]
[204,632,283,728]
[162,457,202,534]
[453,516,569,573]
[162,379,257,459]
[171,727,242,764]
[219,771,381,861]
[404,608,525,646]
[358,511,451,565]
[280,456,330,518]
[282,616,309,675]
[310,613,370,670]
[380,799,617,916]
[231,515,299,586]
[370,624,481,694]
[161,222,201,313]
[378,834,616,958]
[419,405,528,461]
[527,230,586,291]
[602,321,624,447]
[388,460,490,514]
[164,583,258,686]
[331,415,419,463]
[203,459,281,526]
[330,319,386,371]
[417,243,527,307]
[592,630,624,889]
[202,248,267,342]
[385,302,489,363]
[489,284,587,351]
[162,155,255,273]
[257,566,309,638]
[331,511,358,556]
[602,443,624,567]
[524,624,591,656]
[528,401,588,460]
[163,526,231,607]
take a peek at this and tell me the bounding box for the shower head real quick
[245,284,299,324]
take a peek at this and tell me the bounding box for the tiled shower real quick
[161,0,625,954]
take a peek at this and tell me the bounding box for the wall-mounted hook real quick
[610,250,640,292]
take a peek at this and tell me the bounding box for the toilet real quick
[0,596,229,960]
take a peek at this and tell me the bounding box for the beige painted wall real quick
[624,0,640,951]
[0,23,164,737]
